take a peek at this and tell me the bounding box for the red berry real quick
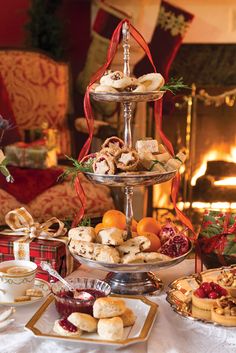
[211,283,222,293]
[208,291,218,299]
[220,288,228,296]
[201,282,212,294]
[195,288,206,298]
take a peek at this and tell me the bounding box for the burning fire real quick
[214,177,236,186]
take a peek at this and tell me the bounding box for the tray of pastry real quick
[25,294,158,348]
[166,265,236,327]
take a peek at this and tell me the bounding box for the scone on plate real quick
[94,243,120,263]
[119,307,136,327]
[97,317,124,341]
[96,227,125,246]
[69,239,95,260]
[93,297,126,318]
[68,226,96,242]
[118,236,151,255]
[67,312,97,332]
[53,319,82,337]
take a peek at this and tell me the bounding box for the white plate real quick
[0,279,50,307]
[25,295,158,348]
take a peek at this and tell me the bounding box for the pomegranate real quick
[159,233,189,258]
[159,219,178,244]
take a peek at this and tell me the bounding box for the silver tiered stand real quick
[73,22,191,295]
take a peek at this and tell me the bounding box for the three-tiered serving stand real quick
[72,22,192,295]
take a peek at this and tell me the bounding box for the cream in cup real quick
[0,260,37,302]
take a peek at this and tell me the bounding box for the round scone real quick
[192,282,228,311]
[119,307,136,327]
[93,297,126,318]
[97,317,124,341]
[211,296,236,326]
[53,319,82,337]
[68,226,96,242]
[96,227,125,246]
[67,313,97,332]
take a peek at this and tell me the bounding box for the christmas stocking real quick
[134,0,194,80]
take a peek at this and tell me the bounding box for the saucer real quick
[0,279,50,307]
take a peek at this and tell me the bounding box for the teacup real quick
[0,260,37,302]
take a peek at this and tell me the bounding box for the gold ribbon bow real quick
[3,207,73,275]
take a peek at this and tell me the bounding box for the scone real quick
[211,296,236,326]
[192,282,228,310]
[94,244,120,263]
[93,297,126,318]
[53,319,82,337]
[68,226,96,242]
[67,312,97,332]
[217,270,236,297]
[69,239,94,260]
[118,236,151,255]
[97,317,124,341]
[121,253,145,264]
[119,307,136,327]
[121,251,170,264]
[96,227,125,246]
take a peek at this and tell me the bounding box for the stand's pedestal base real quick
[105,271,163,295]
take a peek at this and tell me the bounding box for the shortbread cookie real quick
[138,73,165,91]
[118,236,151,255]
[119,307,136,327]
[68,226,96,242]
[94,244,120,263]
[67,313,97,332]
[97,317,124,341]
[26,288,43,297]
[14,296,30,302]
[96,227,125,246]
[53,319,82,337]
[69,239,94,260]
[93,297,126,318]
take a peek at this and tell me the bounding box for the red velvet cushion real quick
[0,73,21,146]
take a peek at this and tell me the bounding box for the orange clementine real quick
[137,217,161,236]
[94,223,104,234]
[141,232,161,252]
[132,219,138,232]
[102,210,126,230]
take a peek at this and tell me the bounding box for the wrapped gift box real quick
[5,142,57,169]
[198,210,236,269]
[0,234,67,281]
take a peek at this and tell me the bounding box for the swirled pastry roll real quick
[115,148,139,171]
[93,154,116,175]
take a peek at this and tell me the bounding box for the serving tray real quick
[90,90,165,103]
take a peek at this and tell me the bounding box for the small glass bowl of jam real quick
[51,277,111,317]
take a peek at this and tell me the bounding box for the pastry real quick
[101,136,124,151]
[154,152,172,163]
[192,282,228,310]
[69,239,94,260]
[115,148,140,171]
[138,73,165,91]
[211,296,236,326]
[94,84,118,93]
[123,82,146,93]
[191,305,212,321]
[99,147,118,157]
[68,226,96,242]
[118,236,151,255]
[121,252,146,264]
[99,70,113,84]
[53,319,82,337]
[119,307,136,327]
[135,139,159,154]
[93,297,126,318]
[96,227,125,246]
[67,312,97,332]
[97,317,124,341]
[121,251,170,264]
[93,154,116,175]
[217,270,236,297]
[25,288,43,297]
[164,157,182,172]
[101,71,133,89]
[94,244,120,263]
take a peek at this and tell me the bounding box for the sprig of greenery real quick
[161,77,189,94]
[58,155,94,183]
[78,217,91,227]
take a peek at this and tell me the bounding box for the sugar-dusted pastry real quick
[155,152,172,163]
[118,236,151,255]
[53,319,82,337]
[93,297,126,318]
[217,270,236,297]
[119,307,136,327]
[138,151,167,172]
[93,154,116,175]
[135,139,159,154]
[94,243,120,263]
[101,70,133,89]
[68,226,96,242]
[69,239,95,260]
[211,296,236,326]
[94,84,118,93]
[102,136,124,152]
[138,73,165,91]
[67,312,97,332]
[123,82,146,93]
[164,157,182,172]
[158,144,168,153]
[26,288,43,298]
[175,151,187,163]
[115,148,139,171]
[97,317,124,341]
[96,227,125,246]
[191,282,228,311]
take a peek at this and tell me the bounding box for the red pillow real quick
[0,73,21,146]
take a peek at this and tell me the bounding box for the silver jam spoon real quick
[40,261,94,301]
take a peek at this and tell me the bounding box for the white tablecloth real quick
[1,260,236,353]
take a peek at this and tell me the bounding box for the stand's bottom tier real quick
[105,272,163,295]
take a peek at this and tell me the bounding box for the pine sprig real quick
[161,77,189,94]
[78,217,91,227]
[58,155,94,183]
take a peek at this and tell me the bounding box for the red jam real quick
[55,289,105,317]
[59,318,77,333]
